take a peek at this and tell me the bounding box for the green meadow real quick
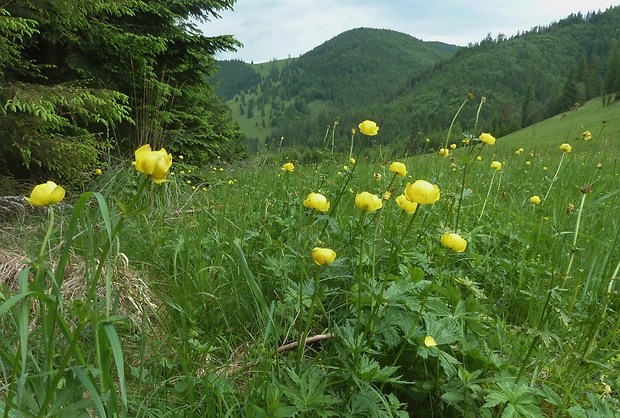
[2,97,620,417]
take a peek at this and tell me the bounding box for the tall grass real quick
[1,97,619,417]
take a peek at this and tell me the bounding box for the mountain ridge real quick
[213,7,620,153]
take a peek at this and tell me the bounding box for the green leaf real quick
[103,323,127,408]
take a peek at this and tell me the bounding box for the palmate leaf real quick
[483,382,545,418]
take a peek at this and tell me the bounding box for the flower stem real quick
[566,192,587,312]
[543,153,565,202]
[297,266,322,370]
[477,171,496,223]
[443,94,471,150]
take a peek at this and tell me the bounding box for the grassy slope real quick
[495,97,620,155]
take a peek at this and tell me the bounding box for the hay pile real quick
[0,248,157,328]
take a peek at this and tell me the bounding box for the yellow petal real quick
[424,336,437,347]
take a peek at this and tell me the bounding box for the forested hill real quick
[212,28,457,148]
[216,7,620,154]
[272,28,458,108]
[369,6,620,148]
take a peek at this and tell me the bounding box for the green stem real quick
[364,209,419,342]
[566,192,588,312]
[453,162,470,232]
[443,94,471,150]
[324,134,366,233]
[543,153,565,202]
[297,267,322,370]
[477,171,496,223]
[39,207,55,261]
[472,98,485,137]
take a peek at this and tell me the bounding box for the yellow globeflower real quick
[404,180,440,204]
[441,232,468,253]
[349,157,356,165]
[582,131,592,141]
[355,192,383,212]
[530,195,541,205]
[358,120,379,136]
[282,162,295,172]
[25,181,66,207]
[490,161,502,170]
[424,336,437,347]
[479,133,496,145]
[450,143,457,150]
[438,148,449,157]
[311,247,337,266]
[94,168,103,175]
[132,144,173,184]
[560,143,572,153]
[389,161,408,177]
[396,194,418,213]
[303,192,330,212]
[374,173,382,181]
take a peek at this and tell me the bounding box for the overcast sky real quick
[197,0,618,64]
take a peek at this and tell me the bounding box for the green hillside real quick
[217,7,620,156]
[348,7,620,152]
[496,97,620,154]
[216,28,457,149]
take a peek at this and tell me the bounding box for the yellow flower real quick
[543,166,548,170]
[25,181,66,206]
[530,195,541,205]
[404,180,440,204]
[228,180,234,185]
[560,143,572,153]
[303,192,330,212]
[476,156,482,161]
[358,120,379,136]
[490,161,502,170]
[355,192,383,212]
[349,157,356,165]
[479,133,496,145]
[311,247,337,266]
[383,191,392,200]
[396,194,418,213]
[179,155,184,160]
[525,161,531,165]
[582,131,592,141]
[441,232,468,253]
[132,144,173,184]
[374,173,382,181]
[425,138,430,143]
[438,148,449,157]
[282,162,295,172]
[351,128,356,134]
[424,336,437,347]
[389,162,407,177]
[94,168,103,175]
[450,143,457,150]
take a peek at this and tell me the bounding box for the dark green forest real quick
[217,7,620,155]
[0,0,245,187]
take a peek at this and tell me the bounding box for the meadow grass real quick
[1,97,620,417]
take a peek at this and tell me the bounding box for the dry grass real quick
[0,248,158,328]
